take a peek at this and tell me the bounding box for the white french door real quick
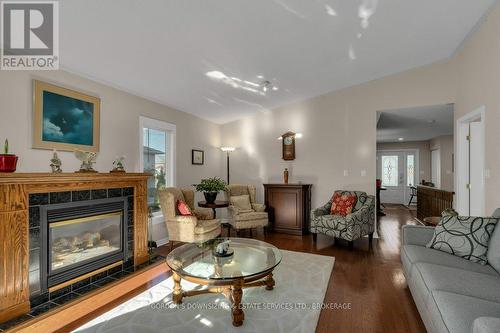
[377,150,418,204]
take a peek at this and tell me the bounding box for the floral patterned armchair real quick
[310,190,375,248]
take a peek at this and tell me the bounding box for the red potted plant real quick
[0,139,18,172]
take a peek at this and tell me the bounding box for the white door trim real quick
[455,106,485,215]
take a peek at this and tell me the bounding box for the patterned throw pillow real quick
[230,194,252,210]
[177,200,192,216]
[427,215,498,264]
[330,193,357,216]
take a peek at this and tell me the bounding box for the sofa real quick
[310,190,375,247]
[401,211,500,333]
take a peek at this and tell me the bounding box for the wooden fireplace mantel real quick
[0,172,152,324]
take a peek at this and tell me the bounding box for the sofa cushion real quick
[230,194,252,210]
[472,317,500,333]
[487,222,500,273]
[194,219,220,234]
[427,215,498,264]
[330,192,357,216]
[402,245,499,277]
[431,291,500,333]
[233,211,268,222]
[413,262,500,303]
[193,208,213,220]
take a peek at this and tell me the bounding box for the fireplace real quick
[41,198,128,290]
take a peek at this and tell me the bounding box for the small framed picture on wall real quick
[192,149,204,165]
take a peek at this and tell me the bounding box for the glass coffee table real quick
[166,238,282,327]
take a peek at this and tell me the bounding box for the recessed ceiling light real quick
[398,137,404,141]
[206,71,226,80]
[325,5,337,16]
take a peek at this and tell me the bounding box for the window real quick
[140,117,176,213]
[407,154,415,186]
[382,155,398,187]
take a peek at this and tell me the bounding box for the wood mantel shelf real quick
[0,172,152,324]
[0,172,151,184]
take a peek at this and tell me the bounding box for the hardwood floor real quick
[160,204,426,333]
[18,204,426,333]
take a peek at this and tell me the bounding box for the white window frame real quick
[139,116,176,219]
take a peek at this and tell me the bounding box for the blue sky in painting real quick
[42,91,94,145]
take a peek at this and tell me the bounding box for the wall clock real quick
[281,131,296,160]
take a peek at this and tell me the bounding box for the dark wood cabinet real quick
[263,184,312,235]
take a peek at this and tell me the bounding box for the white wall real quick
[454,2,500,214]
[222,60,457,208]
[0,70,224,241]
[222,3,500,212]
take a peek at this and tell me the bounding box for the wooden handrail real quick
[416,185,454,221]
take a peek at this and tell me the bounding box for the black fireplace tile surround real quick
[28,187,135,297]
[91,189,108,200]
[29,206,40,228]
[72,190,91,202]
[29,193,49,206]
[49,191,72,204]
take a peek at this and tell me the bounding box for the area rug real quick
[74,250,334,333]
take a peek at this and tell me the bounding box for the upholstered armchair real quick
[159,187,221,245]
[225,184,269,237]
[310,190,375,248]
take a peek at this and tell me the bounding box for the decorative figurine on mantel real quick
[111,155,126,173]
[50,150,62,173]
[284,168,289,184]
[74,150,98,173]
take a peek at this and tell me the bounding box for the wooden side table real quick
[197,200,229,218]
[198,200,231,235]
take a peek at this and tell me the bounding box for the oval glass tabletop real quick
[166,238,282,281]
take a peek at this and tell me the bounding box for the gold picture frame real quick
[33,80,100,152]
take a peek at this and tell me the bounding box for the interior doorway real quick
[456,106,485,216]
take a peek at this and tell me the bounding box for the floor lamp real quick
[220,147,235,184]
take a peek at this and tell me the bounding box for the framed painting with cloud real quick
[33,80,100,152]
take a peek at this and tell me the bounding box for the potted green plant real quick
[194,177,227,204]
[0,139,18,173]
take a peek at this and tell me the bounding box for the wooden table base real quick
[171,271,275,327]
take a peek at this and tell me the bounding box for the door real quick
[469,122,484,215]
[431,149,441,188]
[377,151,418,204]
[456,107,485,216]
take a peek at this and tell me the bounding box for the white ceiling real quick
[59,0,497,124]
[376,104,454,142]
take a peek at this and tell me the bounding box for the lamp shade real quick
[220,146,235,152]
